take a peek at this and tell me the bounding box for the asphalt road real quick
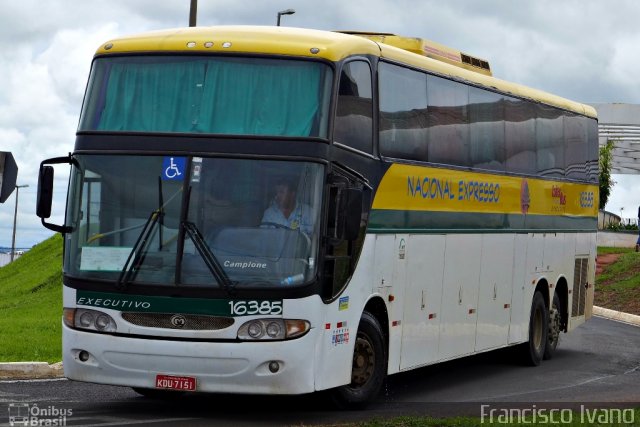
[1,316,639,426]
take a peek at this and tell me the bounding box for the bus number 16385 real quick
[228,300,283,316]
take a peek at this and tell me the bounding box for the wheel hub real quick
[548,307,561,342]
[352,336,375,386]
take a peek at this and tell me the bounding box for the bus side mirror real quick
[336,188,362,241]
[0,151,18,203]
[37,155,74,234]
[36,166,54,219]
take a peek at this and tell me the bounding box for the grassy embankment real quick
[0,233,62,363]
[596,246,640,316]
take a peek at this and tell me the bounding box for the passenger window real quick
[379,62,429,161]
[427,75,470,167]
[469,87,505,171]
[335,61,373,154]
[505,96,536,174]
[564,113,588,181]
[536,104,564,178]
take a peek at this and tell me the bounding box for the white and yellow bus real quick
[37,26,598,407]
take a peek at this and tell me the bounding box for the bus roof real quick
[95,25,380,61]
[95,25,596,119]
[337,31,492,77]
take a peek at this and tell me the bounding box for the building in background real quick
[0,250,23,267]
[590,103,640,175]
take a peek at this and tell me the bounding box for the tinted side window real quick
[586,118,599,183]
[505,96,536,174]
[536,104,564,177]
[378,62,429,161]
[335,61,373,153]
[469,87,505,171]
[427,75,470,167]
[564,113,588,180]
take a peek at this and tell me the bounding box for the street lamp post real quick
[277,9,295,26]
[189,0,197,27]
[11,184,28,263]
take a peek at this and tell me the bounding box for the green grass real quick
[595,246,640,314]
[0,234,63,363]
[597,249,640,286]
[597,246,634,255]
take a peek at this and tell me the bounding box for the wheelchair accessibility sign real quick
[162,157,186,181]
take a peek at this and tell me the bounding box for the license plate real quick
[155,374,196,391]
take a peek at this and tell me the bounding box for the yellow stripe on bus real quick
[372,164,598,217]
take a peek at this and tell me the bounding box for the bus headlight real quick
[237,319,310,340]
[63,308,117,333]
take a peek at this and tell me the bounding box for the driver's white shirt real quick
[261,201,314,235]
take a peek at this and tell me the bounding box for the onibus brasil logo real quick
[8,403,72,426]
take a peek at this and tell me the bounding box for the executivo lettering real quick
[76,297,151,309]
[75,290,283,316]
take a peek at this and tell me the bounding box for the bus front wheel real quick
[330,311,386,409]
[521,291,548,366]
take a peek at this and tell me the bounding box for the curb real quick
[0,307,638,381]
[593,305,640,327]
[0,362,64,380]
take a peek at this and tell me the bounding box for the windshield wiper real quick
[116,207,162,290]
[183,221,235,294]
[116,179,182,290]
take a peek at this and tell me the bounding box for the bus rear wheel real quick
[330,311,386,409]
[543,293,562,360]
[521,291,548,366]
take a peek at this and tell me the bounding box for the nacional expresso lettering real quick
[407,176,500,203]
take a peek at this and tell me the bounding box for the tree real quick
[599,139,616,210]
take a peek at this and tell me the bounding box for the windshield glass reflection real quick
[64,155,323,290]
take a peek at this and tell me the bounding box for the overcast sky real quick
[1,0,639,248]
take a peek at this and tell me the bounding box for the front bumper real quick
[62,323,317,395]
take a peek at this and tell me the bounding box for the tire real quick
[543,293,561,360]
[330,311,386,410]
[521,291,548,366]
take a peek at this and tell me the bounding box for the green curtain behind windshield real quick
[97,61,205,133]
[95,58,323,136]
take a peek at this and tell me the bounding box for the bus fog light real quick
[268,361,280,373]
[78,350,90,362]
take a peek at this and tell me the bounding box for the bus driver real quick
[261,178,313,235]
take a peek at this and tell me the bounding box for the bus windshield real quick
[78,56,333,138]
[64,155,324,290]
